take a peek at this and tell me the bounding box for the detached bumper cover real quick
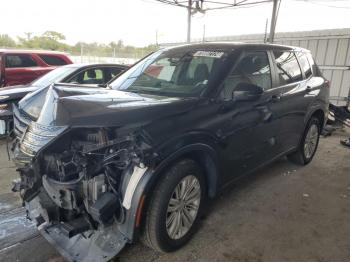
[27,195,127,262]
[41,225,127,262]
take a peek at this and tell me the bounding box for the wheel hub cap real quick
[166,175,201,240]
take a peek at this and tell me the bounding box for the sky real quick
[1,0,350,47]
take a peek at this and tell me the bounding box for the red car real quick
[0,49,72,87]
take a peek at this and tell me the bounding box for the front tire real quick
[141,159,206,253]
[287,117,320,165]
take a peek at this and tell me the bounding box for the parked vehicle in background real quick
[0,49,73,87]
[0,63,128,135]
[11,43,329,262]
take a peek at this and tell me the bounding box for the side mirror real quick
[232,82,263,102]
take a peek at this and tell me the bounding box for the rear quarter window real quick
[38,54,68,66]
[5,54,37,68]
[273,51,302,85]
[305,52,322,77]
[297,52,312,78]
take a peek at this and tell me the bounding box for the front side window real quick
[5,54,37,68]
[220,51,271,100]
[109,49,228,97]
[297,52,312,78]
[68,68,104,84]
[273,51,302,85]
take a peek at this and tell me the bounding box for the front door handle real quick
[271,94,281,103]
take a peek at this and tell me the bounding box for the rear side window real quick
[39,54,67,66]
[104,67,125,82]
[297,52,312,78]
[5,54,37,68]
[273,51,302,85]
[110,67,124,78]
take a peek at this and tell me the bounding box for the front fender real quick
[119,142,220,242]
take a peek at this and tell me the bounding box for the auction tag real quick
[193,51,224,58]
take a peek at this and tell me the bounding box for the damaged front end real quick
[11,101,154,261]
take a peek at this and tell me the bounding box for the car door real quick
[270,50,310,152]
[216,50,281,183]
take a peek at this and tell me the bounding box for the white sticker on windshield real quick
[193,51,224,58]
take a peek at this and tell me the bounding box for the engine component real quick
[60,217,91,238]
[89,192,119,225]
[42,175,82,210]
[88,174,106,202]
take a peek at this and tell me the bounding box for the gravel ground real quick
[0,131,349,262]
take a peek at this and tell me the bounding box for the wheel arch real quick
[151,143,220,199]
[305,108,326,132]
[120,143,220,242]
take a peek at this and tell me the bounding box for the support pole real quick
[202,24,206,42]
[156,30,158,46]
[187,0,192,43]
[268,0,279,43]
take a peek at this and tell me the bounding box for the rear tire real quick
[141,159,206,253]
[287,117,320,165]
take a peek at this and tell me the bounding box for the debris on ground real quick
[340,138,350,148]
[321,125,336,137]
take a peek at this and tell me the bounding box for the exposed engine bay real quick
[11,107,155,261]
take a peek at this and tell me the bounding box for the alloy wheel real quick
[166,175,201,240]
[304,124,319,159]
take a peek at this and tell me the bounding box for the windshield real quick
[109,48,228,97]
[30,66,78,87]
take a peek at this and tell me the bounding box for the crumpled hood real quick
[18,84,198,128]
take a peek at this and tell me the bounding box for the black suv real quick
[11,43,329,262]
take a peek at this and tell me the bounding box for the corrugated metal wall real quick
[164,28,350,106]
[272,29,350,106]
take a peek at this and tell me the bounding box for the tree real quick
[17,31,69,51]
[1,30,158,58]
[0,34,16,47]
[43,31,66,41]
[117,40,123,49]
[24,32,33,41]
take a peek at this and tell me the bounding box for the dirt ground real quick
[0,131,349,262]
